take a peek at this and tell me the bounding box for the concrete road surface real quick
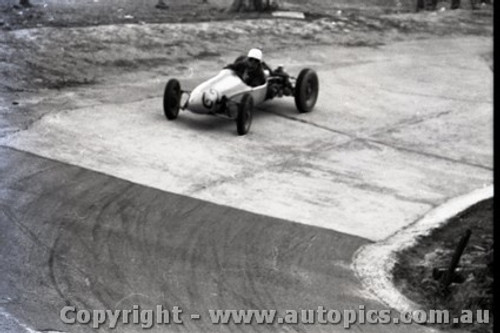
[0,36,492,332]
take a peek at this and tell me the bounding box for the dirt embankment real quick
[0,1,492,139]
[0,18,383,91]
[0,0,418,30]
[0,0,493,92]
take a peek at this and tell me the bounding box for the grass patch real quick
[393,198,493,333]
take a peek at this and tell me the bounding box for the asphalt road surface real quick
[0,36,493,332]
[0,146,403,333]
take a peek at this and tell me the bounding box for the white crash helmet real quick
[247,48,263,62]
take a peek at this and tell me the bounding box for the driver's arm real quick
[254,65,266,86]
[261,61,271,71]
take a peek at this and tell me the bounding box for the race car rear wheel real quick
[294,69,319,113]
[163,79,181,120]
[236,94,254,135]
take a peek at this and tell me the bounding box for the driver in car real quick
[225,48,267,87]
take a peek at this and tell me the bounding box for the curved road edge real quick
[0,307,66,333]
[352,185,494,313]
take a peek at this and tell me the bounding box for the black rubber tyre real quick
[294,68,319,113]
[163,79,181,120]
[236,94,254,135]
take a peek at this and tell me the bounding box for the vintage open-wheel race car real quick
[163,58,319,135]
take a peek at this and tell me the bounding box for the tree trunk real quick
[156,0,169,9]
[228,0,244,12]
[228,0,276,12]
[254,0,264,11]
[416,0,424,11]
[450,0,461,8]
[20,0,32,7]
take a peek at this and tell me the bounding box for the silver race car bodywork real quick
[186,69,268,115]
[163,63,319,135]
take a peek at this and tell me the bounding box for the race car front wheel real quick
[164,79,181,120]
[236,94,254,135]
[294,69,319,113]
